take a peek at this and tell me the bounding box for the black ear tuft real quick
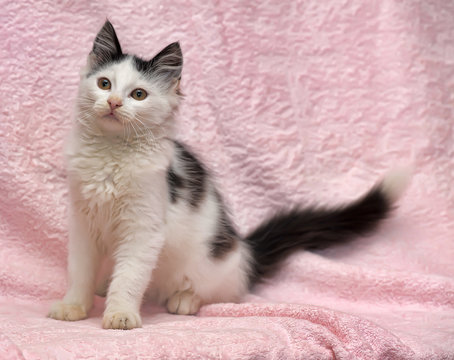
[90,20,123,67]
[149,42,183,81]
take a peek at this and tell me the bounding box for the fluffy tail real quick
[245,169,410,284]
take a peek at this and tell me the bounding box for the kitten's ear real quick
[89,20,123,68]
[150,42,183,84]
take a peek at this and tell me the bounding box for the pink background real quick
[1,0,453,358]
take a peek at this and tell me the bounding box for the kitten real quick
[48,20,408,330]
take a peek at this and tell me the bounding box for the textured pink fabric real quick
[1,0,454,358]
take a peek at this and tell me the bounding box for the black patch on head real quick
[87,21,183,90]
[132,42,183,84]
[246,185,392,284]
[210,196,239,259]
[133,56,150,74]
[166,141,206,208]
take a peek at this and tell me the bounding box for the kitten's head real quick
[77,20,182,139]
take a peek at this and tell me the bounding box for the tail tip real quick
[379,167,412,204]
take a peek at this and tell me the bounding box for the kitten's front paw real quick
[48,301,87,321]
[102,311,142,330]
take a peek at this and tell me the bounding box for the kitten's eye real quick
[131,88,147,101]
[97,77,111,90]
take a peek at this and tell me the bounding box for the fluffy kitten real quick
[48,21,407,329]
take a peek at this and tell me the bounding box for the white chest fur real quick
[67,134,173,249]
[68,136,171,201]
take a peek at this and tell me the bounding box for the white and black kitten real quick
[48,21,407,329]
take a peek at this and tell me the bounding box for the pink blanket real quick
[2,0,454,358]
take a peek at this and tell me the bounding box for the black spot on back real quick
[167,167,184,204]
[176,142,206,208]
[166,142,238,259]
[166,142,206,208]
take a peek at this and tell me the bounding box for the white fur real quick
[49,57,251,329]
[379,167,412,204]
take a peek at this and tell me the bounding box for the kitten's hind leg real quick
[95,277,109,298]
[167,289,202,315]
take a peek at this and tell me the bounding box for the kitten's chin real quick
[97,114,125,133]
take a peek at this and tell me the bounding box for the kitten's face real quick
[77,21,182,138]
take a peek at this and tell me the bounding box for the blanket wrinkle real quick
[1,0,454,359]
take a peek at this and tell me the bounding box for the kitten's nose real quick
[108,97,123,111]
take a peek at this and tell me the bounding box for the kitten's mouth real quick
[103,112,122,123]
[98,112,126,132]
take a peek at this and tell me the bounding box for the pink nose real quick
[108,98,122,111]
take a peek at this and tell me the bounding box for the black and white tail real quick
[245,170,410,283]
